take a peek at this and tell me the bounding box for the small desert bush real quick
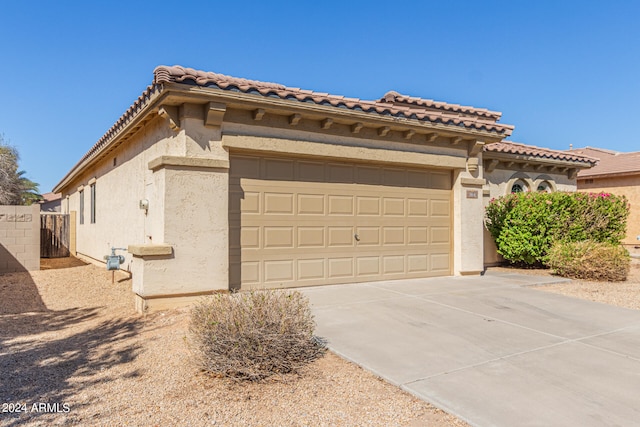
[189,289,325,381]
[547,241,630,281]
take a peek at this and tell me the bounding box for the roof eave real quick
[578,170,640,180]
[483,151,596,169]
[54,81,513,193]
[164,83,514,138]
[53,85,167,193]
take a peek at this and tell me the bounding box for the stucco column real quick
[453,170,486,275]
[130,102,230,311]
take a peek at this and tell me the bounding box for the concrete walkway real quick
[299,273,640,427]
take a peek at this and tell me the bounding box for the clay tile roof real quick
[484,141,598,166]
[571,147,640,178]
[379,90,502,120]
[40,192,61,202]
[153,65,514,136]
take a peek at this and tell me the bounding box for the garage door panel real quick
[408,227,428,245]
[383,227,405,245]
[298,161,325,182]
[328,227,355,247]
[408,199,429,216]
[328,195,354,215]
[431,227,450,244]
[240,226,260,248]
[328,163,354,183]
[383,168,407,187]
[297,258,325,281]
[238,191,260,214]
[264,260,294,282]
[265,158,294,180]
[356,166,382,184]
[356,227,380,246]
[431,253,451,272]
[408,254,429,273]
[357,256,380,276]
[230,155,451,288]
[356,197,380,216]
[383,198,405,216]
[383,255,405,274]
[298,227,324,247]
[231,156,260,178]
[431,172,452,190]
[298,194,325,215]
[241,261,260,284]
[263,226,294,248]
[264,192,293,214]
[430,199,450,217]
[328,257,354,278]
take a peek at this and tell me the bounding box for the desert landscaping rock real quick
[0,262,467,427]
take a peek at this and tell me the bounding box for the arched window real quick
[511,180,528,193]
[537,181,552,192]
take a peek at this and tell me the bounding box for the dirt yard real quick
[3,258,639,426]
[0,259,467,427]
[490,258,640,310]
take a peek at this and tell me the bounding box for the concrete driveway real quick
[299,273,640,427]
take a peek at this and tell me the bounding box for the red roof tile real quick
[40,192,61,202]
[571,147,640,177]
[380,91,502,120]
[485,141,598,166]
[153,65,514,136]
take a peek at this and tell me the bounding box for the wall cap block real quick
[148,155,230,171]
[128,244,173,257]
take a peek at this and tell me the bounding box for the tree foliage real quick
[485,191,630,265]
[0,134,42,205]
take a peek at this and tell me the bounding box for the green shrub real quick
[547,241,630,281]
[485,192,629,265]
[189,290,325,381]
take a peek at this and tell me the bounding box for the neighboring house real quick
[39,192,62,212]
[482,142,597,265]
[53,65,594,311]
[571,147,640,256]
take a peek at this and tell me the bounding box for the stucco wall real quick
[0,205,40,272]
[577,175,640,250]
[63,116,175,269]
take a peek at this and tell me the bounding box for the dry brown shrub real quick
[189,290,325,381]
[548,241,630,282]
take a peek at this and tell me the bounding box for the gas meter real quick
[104,247,127,271]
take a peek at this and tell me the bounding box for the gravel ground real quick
[0,260,467,427]
[4,258,638,427]
[491,258,640,310]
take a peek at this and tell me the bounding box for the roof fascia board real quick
[578,171,640,180]
[54,81,510,193]
[484,151,594,169]
[163,84,510,140]
[53,88,170,193]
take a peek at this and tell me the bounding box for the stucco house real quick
[39,192,62,212]
[482,142,597,265]
[53,65,595,311]
[571,147,640,256]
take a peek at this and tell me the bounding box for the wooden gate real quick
[41,214,70,258]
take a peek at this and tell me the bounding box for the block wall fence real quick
[0,205,40,273]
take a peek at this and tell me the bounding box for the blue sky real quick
[1,1,638,193]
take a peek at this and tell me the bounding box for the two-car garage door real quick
[229,155,452,289]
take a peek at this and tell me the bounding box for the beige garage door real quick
[229,155,452,289]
